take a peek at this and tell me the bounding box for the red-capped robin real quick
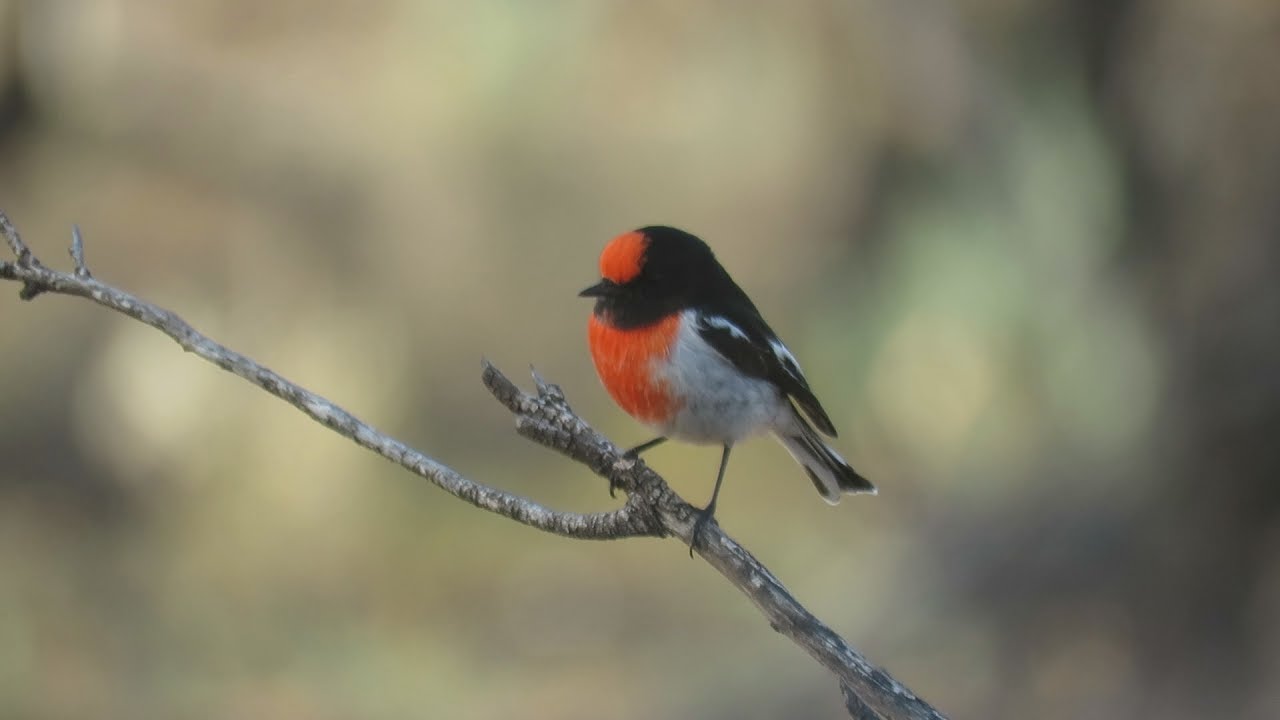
[581,226,874,547]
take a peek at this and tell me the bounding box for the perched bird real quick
[580,226,874,547]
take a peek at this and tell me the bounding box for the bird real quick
[580,225,874,549]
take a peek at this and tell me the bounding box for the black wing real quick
[693,309,839,437]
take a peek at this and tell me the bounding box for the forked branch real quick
[0,211,945,720]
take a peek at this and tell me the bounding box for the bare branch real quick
[0,210,652,542]
[0,211,947,720]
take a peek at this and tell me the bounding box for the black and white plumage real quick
[679,304,874,503]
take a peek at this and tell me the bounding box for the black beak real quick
[579,280,617,298]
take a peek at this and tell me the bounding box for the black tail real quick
[776,414,875,504]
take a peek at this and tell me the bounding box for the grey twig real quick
[1,210,46,300]
[69,224,90,278]
[0,210,648,541]
[0,210,946,720]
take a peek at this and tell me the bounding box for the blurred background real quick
[0,1,1277,718]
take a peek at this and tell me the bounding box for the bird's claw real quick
[688,505,717,557]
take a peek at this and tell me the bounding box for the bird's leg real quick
[611,436,668,497]
[690,445,732,556]
[624,436,668,459]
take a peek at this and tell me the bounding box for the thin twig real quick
[69,224,90,278]
[0,210,652,541]
[0,210,947,720]
[1,210,45,300]
[0,208,27,258]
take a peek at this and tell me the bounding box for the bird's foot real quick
[689,504,717,557]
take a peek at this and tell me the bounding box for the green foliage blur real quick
[1,2,1277,719]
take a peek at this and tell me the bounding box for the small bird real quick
[580,226,874,548]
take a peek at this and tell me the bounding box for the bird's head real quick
[580,226,721,326]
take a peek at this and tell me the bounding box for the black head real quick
[580,226,741,327]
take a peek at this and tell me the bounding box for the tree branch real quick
[0,211,946,720]
[0,211,650,541]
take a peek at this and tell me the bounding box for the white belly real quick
[653,311,791,445]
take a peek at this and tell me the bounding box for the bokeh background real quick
[1,2,1277,718]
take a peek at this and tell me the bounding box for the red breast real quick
[587,312,684,425]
